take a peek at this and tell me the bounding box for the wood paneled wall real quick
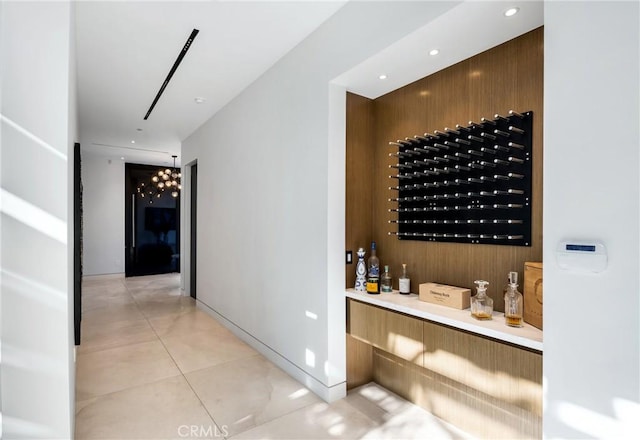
[346,28,543,311]
[345,92,375,288]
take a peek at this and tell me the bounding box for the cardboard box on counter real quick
[524,262,543,329]
[419,282,471,310]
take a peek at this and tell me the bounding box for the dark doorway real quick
[125,163,181,277]
[74,143,82,345]
[190,163,197,299]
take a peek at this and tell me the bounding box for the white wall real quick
[0,2,4,435]
[0,1,76,438]
[81,154,125,276]
[182,1,459,399]
[543,1,640,438]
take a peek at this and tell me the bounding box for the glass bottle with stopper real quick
[399,263,410,294]
[503,271,518,297]
[471,280,493,320]
[366,241,380,294]
[504,272,523,327]
[381,265,392,293]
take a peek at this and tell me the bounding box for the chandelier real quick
[136,155,181,203]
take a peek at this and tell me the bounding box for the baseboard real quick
[196,300,346,403]
[82,272,125,280]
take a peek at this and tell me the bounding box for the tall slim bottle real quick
[354,248,367,292]
[399,263,411,294]
[381,265,392,293]
[366,241,380,294]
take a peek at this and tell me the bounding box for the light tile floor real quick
[75,273,472,440]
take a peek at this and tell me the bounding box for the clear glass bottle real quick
[399,263,411,294]
[504,275,524,327]
[366,241,380,294]
[381,265,392,292]
[471,280,493,320]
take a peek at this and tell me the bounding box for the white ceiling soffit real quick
[333,1,544,99]
[80,142,180,168]
[75,0,347,164]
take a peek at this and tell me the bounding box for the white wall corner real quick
[326,82,347,390]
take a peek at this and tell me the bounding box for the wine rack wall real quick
[388,110,532,246]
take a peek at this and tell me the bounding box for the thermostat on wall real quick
[556,241,607,273]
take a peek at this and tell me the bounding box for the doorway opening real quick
[190,162,197,299]
[125,163,180,277]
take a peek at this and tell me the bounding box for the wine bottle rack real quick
[388,110,533,246]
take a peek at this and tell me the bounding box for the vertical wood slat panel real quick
[348,299,423,366]
[373,348,542,439]
[365,28,543,312]
[346,334,373,390]
[423,321,542,416]
[345,93,375,289]
[347,300,542,438]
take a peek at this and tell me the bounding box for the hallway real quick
[75,274,471,439]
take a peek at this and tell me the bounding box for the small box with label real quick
[524,262,543,329]
[419,283,471,309]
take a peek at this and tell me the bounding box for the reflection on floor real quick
[75,273,473,439]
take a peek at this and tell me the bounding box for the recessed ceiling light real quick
[131,140,135,144]
[136,128,143,132]
[429,49,439,56]
[379,74,387,80]
[120,157,125,160]
[194,97,206,104]
[504,7,519,17]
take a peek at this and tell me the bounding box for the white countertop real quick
[346,288,543,352]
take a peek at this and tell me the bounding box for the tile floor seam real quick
[138,297,304,439]
[177,364,227,438]
[78,280,186,405]
[78,274,475,440]
[76,327,159,356]
[75,372,185,410]
[178,353,264,377]
[125,281,185,377]
[75,336,171,360]
[127,283,225,436]
[224,399,325,440]
[78,282,154,358]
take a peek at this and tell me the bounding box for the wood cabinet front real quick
[346,298,542,439]
[348,299,423,366]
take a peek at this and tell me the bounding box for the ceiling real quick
[333,1,544,98]
[75,0,347,166]
[76,1,543,168]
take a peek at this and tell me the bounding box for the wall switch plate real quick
[346,250,353,264]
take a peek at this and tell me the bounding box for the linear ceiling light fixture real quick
[144,28,200,120]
